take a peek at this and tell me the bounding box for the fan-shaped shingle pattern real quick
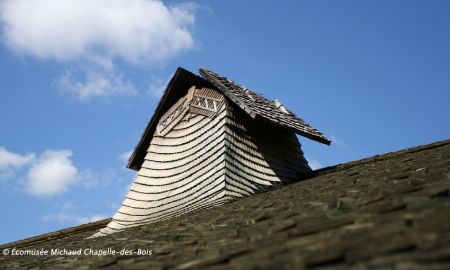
[92,89,310,237]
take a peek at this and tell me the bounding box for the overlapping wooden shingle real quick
[199,68,331,145]
[2,139,449,269]
[128,67,330,171]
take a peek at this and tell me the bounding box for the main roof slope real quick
[2,139,449,269]
[128,67,330,170]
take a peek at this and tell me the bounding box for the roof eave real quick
[126,69,182,170]
[253,114,331,145]
[127,67,213,171]
[200,67,331,145]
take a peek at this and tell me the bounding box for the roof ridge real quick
[315,139,450,176]
[3,139,448,249]
[0,219,111,249]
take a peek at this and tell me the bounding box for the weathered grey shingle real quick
[1,139,449,270]
[199,68,331,145]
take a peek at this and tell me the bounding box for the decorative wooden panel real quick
[156,87,195,136]
[188,87,224,118]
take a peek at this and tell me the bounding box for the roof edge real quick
[0,218,111,249]
[127,67,213,171]
[126,68,183,170]
[199,67,256,118]
[3,139,448,248]
[128,66,332,171]
[199,67,331,145]
[254,114,331,145]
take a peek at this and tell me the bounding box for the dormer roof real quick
[128,67,330,170]
[199,68,331,145]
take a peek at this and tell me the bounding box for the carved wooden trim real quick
[156,86,196,136]
[189,87,225,118]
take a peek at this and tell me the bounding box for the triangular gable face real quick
[127,68,213,170]
[156,86,226,137]
[156,86,194,137]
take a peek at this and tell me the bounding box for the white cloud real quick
[78,169,119,189]
[0,170,14,181]
[83,214,108,223]
[0,146,127,195]
[57,68,137,100]
[0,0,197,100]
[148,75,170,98]
[43,212,107,224]
[42,201,110,225]
[123,181,134,197]
[0,147,35,180]
[43,201,108,224]
[305,156,322,170]
[0,0,196,63]
[118,150,133,164]
[0,147,35,170]
[26,150,78,195]
[330,135,349,149]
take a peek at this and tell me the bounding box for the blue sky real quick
[0,0,449,244]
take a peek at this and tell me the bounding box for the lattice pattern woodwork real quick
[188,87,225,118]
[156,87,195,136]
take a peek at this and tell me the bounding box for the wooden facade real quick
[91,68,329,237]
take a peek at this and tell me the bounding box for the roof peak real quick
[128,67,330,170]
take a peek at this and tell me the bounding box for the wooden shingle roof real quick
[1,139,449,269]
[128,67,329,171]
[199,68,331,145]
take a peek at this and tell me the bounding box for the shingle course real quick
[128,67,330,171]
[1,139,449,270]
[199,68,331,145]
